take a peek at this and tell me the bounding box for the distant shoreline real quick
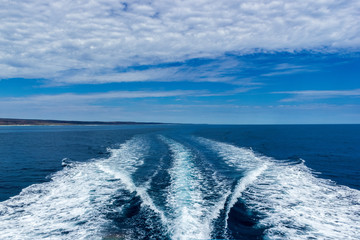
[0,118,163,126]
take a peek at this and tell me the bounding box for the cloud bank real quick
[274,89,360,102]
[0,90,206,105]
[0,0,359,81]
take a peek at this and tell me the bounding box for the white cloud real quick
[46,56,250,85]
[0,90,206,105]
[1,92,359,123]
[261,63,315,77]
[274,89,360,101]
[0,86,256,107]
[0,90,205,121]
[0,0,359,82]
[51,67,181,85]
[0,88,256,122]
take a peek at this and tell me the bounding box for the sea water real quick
[0,124,359,239]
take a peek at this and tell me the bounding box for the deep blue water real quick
[0,124,359,239]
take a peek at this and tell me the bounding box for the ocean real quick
[0,124,359,239]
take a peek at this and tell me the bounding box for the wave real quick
[2,134,359,239]
[197,137,360,239]
[0,137,152,240]
[160,136,229,240]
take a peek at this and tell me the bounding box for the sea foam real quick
[160,136,230,240]
[0,137,148,240]
[197,137,360,240]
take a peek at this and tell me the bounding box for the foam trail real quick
[225,164,268,229]
[98,157,168,226]
[249,162,360,239]
[160,136,228,240]
[196,137,268,232]
[78,136,169,233]
[197,137,360,240]
[0,137,149,240]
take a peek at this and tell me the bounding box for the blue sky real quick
[0,0,359,124]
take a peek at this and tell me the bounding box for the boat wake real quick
[0,135,359,239]
[196,137,360,239]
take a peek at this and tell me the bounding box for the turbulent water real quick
[0,125,359,239]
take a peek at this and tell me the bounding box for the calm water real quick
[0,124,359,239]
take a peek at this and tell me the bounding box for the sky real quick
[0,0,359,124]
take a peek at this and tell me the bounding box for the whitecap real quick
[0,137,149,240]
[160,136,230,240]
[197,137,360,240]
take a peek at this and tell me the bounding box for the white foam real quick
[225,164,268,229]
[161,136,211,239]
[0,137,149,240]
[197,137,360,240]
[98,156,168,226]
[160,136,230,240]
[250,162,360,240]
[196,137,264,171]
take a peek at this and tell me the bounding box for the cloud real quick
[44,55,255,85]
[45,53,336,86]
[261,63,315,77]
[0,0,359,82]
[0,87,255,107]
[274,89,360,102]
[0,90,204,120]
[1,91,359,123]
[0,88,256,122]
[0,87,257,118]
[0,90,206,105]
[51,67,181,85]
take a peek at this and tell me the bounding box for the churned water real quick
[0,124,359,239]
